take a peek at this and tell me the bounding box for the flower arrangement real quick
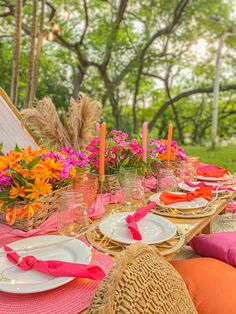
[86,130,144,175]
[148,139,186,163]
[0,146,88,224]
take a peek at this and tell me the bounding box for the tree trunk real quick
[24,0,38,108]
[10,0,23,106]
[171,103,185,144]
[72,64,88,99]
[32,0,45,100]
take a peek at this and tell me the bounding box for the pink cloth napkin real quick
[125,202,156,240]
[4,245,105,280]
[226,203,236,213]
[198,162,228,178]
[89,190,124,218]
[142,176,157,192]
[0,238,113,314]
[184,179,233,191]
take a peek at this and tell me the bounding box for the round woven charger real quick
[151,203,217,219]
[86,226,185,257]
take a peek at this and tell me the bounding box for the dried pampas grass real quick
[21,93,102,150]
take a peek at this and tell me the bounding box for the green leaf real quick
[20,160,28,169]
[0,191,9,199]
[0,143,3,151]
[14,145,21,153]
[27,156,42,169]
[121,157,130,167]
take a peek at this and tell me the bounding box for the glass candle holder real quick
[179,156,200,181]
[158,168,177,192]
[73,174,98,208]
[57,191,88,237]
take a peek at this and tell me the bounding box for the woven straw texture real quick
[0,185,71,232]
[88,243,197,314]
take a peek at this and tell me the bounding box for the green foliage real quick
[0,0,236,145]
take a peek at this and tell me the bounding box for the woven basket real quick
[155,160,181,177]
[0,185,71,232]
[105,174,121,194]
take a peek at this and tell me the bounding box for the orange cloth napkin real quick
[160,188,212,205]
[198,163,228,178]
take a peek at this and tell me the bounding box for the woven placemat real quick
[86,226,185,257]
[151,201,217,219]
[0,246,113,314]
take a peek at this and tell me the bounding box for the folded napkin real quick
[142,176,157,192]
[160,188,212,205]
[89,190,125,219]
[184,179,233,191]
[198,163,228,178]
[125,202,156,240]
[4,245,105,281]
[226,203,236,213]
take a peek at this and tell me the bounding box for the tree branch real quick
[79,0,88,44]
[149,84,236,130]
[101,0,129,70]
[131,0,190,132]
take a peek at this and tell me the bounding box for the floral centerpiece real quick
[149,139,186,162]
[0,145,88,227]
[147,139,186,175]
[86,130,145,193]
[86,130,144,175]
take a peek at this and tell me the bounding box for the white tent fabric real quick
[0,88,38,154]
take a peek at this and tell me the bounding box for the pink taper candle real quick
[142,122,148,163]
[167,124,173,165]
[99,122,106,184]
[96,122,100,137]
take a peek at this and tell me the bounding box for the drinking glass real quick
[158,168,177,192]
[121,175,145,210]
[179,156,200,182]
[57,191,88,237]
[73,174,98,208]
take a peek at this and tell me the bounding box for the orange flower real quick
[23,202,43,218]
[5,208,16,225]
[25,178,52,200]
[9,183,26,199]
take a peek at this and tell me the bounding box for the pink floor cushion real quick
[189,232,236,267]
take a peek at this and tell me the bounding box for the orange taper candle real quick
[167,124,173,165]
[99,122,106,183]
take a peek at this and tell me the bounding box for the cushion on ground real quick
[188,232,236,267]
[171,258,236,314]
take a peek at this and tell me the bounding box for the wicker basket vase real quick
[105,174,121,194]
[0,185,71,232]
[155,160,181,177]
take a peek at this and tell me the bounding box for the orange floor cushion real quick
[171,258,236,314]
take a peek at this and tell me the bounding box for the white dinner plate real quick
[150,192,208,210]
[197,174,230,182]
[178,181,228,195]
[99,212,176,245]
[0,235,91,294]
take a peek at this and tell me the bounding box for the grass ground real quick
[183,145,236,173]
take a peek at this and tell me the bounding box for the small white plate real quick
[0,235,91,294]
[150,192,208,210]
[178,181,228,195]
[197,174,230,182]
[99,212,176,245]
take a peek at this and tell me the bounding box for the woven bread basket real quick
[0,185,71,232]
